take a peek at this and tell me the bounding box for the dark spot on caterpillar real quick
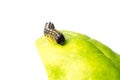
[44,22,65,45]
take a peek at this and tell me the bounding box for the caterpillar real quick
[44,22,65,45]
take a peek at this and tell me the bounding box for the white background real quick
[0,0,120,80]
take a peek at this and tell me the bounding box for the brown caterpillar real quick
[44,22,65,45]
